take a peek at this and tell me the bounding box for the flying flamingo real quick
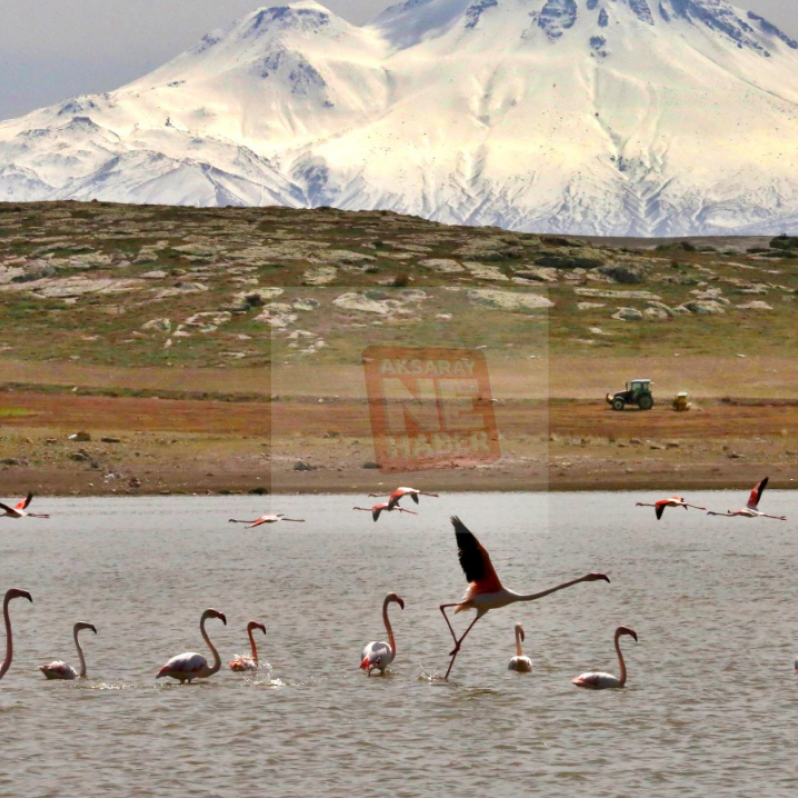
[156,608,227,683]
[228,513,305,528]
[440,516,610,679]
[707,476,786,520]
[369,487,439,511]
[360,592,405,676]
[572,626,638,689]
[0,492,49,520]
[229,621,267,672]
[353,503,418,522]
[0,588,33,681]
[635,495,706,519]
[508,622,532,673]
[39,622,97,680]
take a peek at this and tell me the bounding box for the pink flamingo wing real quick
[572,673,601,688]
[451,516,503,593]
[748,477,768,509]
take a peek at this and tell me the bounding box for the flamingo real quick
[0,492,49,520]
[0,588,33,680]
[707,476,786,520]
[508,622,532,673]
[228,513,305,528]
[156,608,227,683]
[353,503,418,522]
[635,495,706,519]
[39,622,97,680]
[572,626,638,689]
[229,621,267,672]
[369,487,439,511]
[360,592,405,675]
[440,516,610,679]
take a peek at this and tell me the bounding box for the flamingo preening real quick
[0,492,49,520]
[156,609,227,683]
[635,496,706,519]
[707,476,786,520]
[572,626,638,689]
[39,622,97,680]
[229,621,266,672]
[508,622,532,673]
[360,592,405,675]
[368,487,440,511]
[440,516,610,679]
[0,588,33,680]
[228,514,305,528]
[353,503,418,522]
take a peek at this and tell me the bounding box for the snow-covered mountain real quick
[3,0,798,236]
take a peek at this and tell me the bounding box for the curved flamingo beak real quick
[359,657,371,671]
[396,597,405,610]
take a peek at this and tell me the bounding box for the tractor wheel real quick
[637,393,654,410]
[611,397,625,411]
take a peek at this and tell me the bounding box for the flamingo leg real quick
[442,613,482,680]
[439,604,463,647]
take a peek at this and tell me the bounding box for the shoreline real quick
[1,385,795,498]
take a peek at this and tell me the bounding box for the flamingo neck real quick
[515,628,524,657]
[248,628,259,666]
[383,598,396,657]
[0,594,12,680]
[515,575,589,604]
[201,616,222,676]
[74,626,87,679]
[615,630,627,687]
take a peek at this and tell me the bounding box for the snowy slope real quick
[2,0,798,235]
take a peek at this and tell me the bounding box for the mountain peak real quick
[3,0,798,236]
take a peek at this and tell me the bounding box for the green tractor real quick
[606,379,654,411]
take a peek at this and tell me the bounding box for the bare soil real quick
[1,372,796,497]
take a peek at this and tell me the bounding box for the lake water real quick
[1,491,797,797]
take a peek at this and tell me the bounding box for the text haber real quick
[363,347,501,473]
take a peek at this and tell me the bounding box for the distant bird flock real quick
[0,478,789,689]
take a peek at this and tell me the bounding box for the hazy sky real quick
[1,0,796,121]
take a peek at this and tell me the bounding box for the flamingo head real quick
[248,621,267,635]
[204,609,227,625]
[76,622,97,634]
[585,573,611,583]
[6,588,32,603]
[515,623,525,642]
[359,656,372,672]
[618,626,638,642]
[387,592,405,610]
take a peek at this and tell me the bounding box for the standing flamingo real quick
[0,588,33,680]
[440,516,610,679]
[0,492,49,520]
[353,503,418,522]
[228,513,305,528]
[360,592,405,675]
[707,476,786,520]
[508,622,532,672]
[156,609,227,683]
[369,487,439,511]
[572,626,639,689]
[635,496,706,519]
[229,621,267,672]
[39,622,97,680]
